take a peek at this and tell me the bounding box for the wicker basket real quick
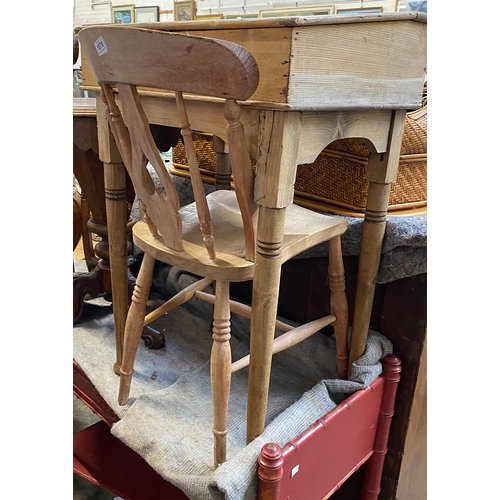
[171,106,427,217]
[172,132,218,178]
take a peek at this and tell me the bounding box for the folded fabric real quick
[74,265,393,499]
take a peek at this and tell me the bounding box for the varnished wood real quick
[80,25,350,467]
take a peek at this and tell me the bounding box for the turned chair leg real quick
[328,236,349,380]
[118,253,156,405]
[210,280,232,468]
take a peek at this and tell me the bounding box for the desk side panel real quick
[288,20,427,109]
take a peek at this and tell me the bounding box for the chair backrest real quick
[78,26,260,261]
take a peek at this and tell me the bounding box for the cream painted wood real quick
[79,25,350,468]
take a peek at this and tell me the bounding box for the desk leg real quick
[349,110,406,368]
[247,206,286,443]
[349,182,391,367]
[104,162,131,375]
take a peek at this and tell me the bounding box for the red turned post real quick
[362,354,402,500]
[258,443,284,500]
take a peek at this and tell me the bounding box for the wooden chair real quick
[78,25,349,469]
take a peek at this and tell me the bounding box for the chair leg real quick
[328,236,349,380]
[210,280,231,468]
[118,253,155,405]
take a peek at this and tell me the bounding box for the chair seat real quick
[133,190,347,282]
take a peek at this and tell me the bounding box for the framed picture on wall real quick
[195,13,223,20]
[135,6,160,23]
[336,7,383,15]
[259,5,333,17]
[112,4,135,24]
[225,13,259,19]
[174,1,196,21]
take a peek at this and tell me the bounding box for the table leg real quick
[246,206,286,443]
[96,98,133,375]
[246,110,301,443]
[349,110,406,368]
[103,162,132,375]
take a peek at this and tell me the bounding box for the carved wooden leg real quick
[247,206,286,444]
[118,253,155,406]
[80,195,99,271]
[211,280,232,468]
[104,161,131,375]
[328,236,349,380]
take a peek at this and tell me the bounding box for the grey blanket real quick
[73,266,393,500]
[133,170,427,284]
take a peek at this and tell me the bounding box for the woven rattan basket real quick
[171,106,427,217]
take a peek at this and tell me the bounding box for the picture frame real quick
[195,13,223,21]
[135,6,160,23]
[174,1,196,21]
[336,7,383,15]
[111,4,135,24]
[225,13,259,19]
[259,5,333,18]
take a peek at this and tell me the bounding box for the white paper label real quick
[291,464,300,477]
[94,36,108,56]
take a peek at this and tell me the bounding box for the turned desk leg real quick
[104,162,131,375]
[349,110,406,370]
[247,206,286,443]
[349,182,391,368]
[212,135,232,191]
